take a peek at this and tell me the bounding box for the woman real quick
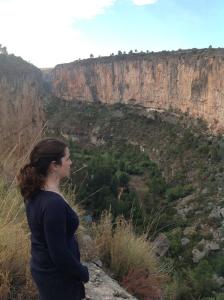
[17,138,89,300]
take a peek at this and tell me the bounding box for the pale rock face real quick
[49,49,224,133]
[84,262,137,300]
[0,56,44,157]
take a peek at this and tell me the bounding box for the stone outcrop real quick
[84,262,137,300]
[152,233,170,257]
[48,48,224,133]
[192,239,220,263]
[0,54,44,160]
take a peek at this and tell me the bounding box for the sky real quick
[0,0,223,68]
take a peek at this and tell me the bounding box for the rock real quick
[113,290,130,298]
[213,227,224,240]
[177,206,193,218]
[192,248,207,263]
[220,208,224,218]
[92,259,103,268]
[90,134,105,146]
[176,194,197,208]
[198,238,220,251]
[181,238,190,246]
[201,188,208,195]
[213,274,224,287]
[49,49,224,133]
[205,241,220,251]
[209,206,224,219]
[0,55,44,164]
[192,239,220,263]
[183,226,196,236]
[152,233,170,257]
[83,215,93,223]
[84,262,137,300]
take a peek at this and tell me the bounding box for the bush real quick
[166,228,183,256]
[187,260,218,298]
[121,268,164,300]
[210,254,224,277]
[165,184,193,201]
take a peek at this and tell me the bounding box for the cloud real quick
[132,0,158,5]
[0,0,116,67]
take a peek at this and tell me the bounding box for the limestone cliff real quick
[49,48,224,133]
[0,54,44,158]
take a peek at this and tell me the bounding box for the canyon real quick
[47,48,224,133]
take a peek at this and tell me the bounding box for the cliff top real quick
[0,53,40,78]
[54,47,224,69]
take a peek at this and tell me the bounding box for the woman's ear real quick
[48,161,57,173]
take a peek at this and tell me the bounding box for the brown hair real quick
[17,138,67,200]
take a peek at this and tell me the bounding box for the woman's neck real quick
[42,175,68,203]
[43,175,60,193]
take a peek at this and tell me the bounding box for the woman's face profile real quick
[60,147,72,178]
[51,147,72,179]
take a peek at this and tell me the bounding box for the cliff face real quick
[0,54,44,157]
[49,48,224,133]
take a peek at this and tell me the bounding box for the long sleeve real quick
[43,196,89,283]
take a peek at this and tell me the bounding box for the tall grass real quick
[0,126,47,299]
[91,210,171,299]
[0,179,38,300]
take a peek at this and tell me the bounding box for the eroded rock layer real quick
[49,48,224,132]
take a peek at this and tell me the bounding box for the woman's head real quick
[17,138,71,199]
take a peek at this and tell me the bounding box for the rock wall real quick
[49,48,224,133]
[0,54,44,161]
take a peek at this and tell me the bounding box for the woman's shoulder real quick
[38,190,66,209]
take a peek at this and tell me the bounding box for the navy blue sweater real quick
[25,190,89,283]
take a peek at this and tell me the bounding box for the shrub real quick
[165,184,193,201]
[121,268,164,300]
[210,254,224,277]
[187,260,218,298]
[166,228,183,256]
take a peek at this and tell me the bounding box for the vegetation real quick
[1,93,224,299]
[0,130,168,299]
[44,98,224,299]
[0,44,8,55]
[90,211,169,299]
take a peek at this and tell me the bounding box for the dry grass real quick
[91,211,171,299]
[0,126,46,299]
[0,272,10,300]
[0,180,38,300]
